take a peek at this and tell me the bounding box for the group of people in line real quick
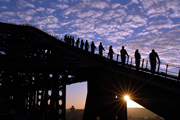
[64,34,160,74]
[64,34,105,55]
[108,45,160,74]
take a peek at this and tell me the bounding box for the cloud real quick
[47,24,60,28]
[131,15,147,25]
[61,21,72,26]
[17,9,36,21]
[17,0,35,8]
[58,0,69,3]
[140,0,155,10]
[36,7,45,11]
[147,5,167,16]
[117,8,126,15]
[102,10,116,20]
[0,12,16,18]
[64,6,80,15]
[0,0,10,2]
[90,1,109,9]
[167,0,180,18]
[137,29,158,36]
[146,19,180,31]
[46,8,56,14]
[1,6,8,9]
[47,15,59,23]
[112,3,121,9]
[56,4,69,9]
[124,27,180,66]
[132,0,139,4]
[76,10,103,18]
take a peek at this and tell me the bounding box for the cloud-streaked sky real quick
[1,0,180,109]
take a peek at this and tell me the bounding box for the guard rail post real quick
[165,64,168,78]
[116,54,119,62]
[145,60,148,71]
[178,69,180,81]
[127,56,129,65]
[157,62,160,76]
[141,59,144,69]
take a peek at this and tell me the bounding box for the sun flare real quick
[124,95,143,108]
[124,95,130,101]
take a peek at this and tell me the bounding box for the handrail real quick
[54,35,180,81]
[1,24,180,81]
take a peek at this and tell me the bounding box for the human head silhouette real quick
[136,49,138,53]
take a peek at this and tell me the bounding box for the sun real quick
[124,95,130,101]
[124,95,143,108]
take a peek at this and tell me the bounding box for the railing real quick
[51,34,180,81]
[0,23,180,81]
[102,51,180,80]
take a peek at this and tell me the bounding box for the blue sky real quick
[1,0,180,109]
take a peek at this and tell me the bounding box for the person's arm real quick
[126,50,129,56]
[156,54,160,63]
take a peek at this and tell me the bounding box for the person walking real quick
[85,40,89,52]
[99,42,105,56]
[134,49,141,71]
[80,40,84,50]
[149,49,160,75]
[75,38,80,48]
[108,45,114,61]
[91,41,96,54]
[120,46,129,67]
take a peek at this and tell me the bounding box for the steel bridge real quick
[0,22,180,120]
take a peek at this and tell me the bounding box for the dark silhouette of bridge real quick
[0,22,180,120]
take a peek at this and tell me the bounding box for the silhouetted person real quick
[149,49,160,75]
[91,41,96,54]
[80,40,84,50]
[71,36,75,46]
[64,34,67,43]
[99,42,105,56]
[134,49,141,71]
[67,35,70,44]
[76,38,80,48]
[108,45,114,61]
[120,46,129,67]
[85,40,89,52]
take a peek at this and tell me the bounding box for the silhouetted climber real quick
[71,36,75,46]
[76,38,80,48]
[64,34,67,43]
[91,41,96,54]
[85,40,89,52]
[67,35,71,44]
[99,42,105,56]
[120,46,129,67]
[149,49,160,75]
[80,40,84,50]
[134,49,141,71]
[108,45,114,61]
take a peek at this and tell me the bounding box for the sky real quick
[0,0,180,109]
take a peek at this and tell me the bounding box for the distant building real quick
[66,106,84,120]
[70,106,75,113]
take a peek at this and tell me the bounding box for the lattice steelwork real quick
[0,22,78,120]
[0,70,71,120]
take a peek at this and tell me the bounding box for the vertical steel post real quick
[178,69,180,81]
[116,54,119,62]
[145,60,148,70]
[141,59,144,69]
[165,64,168,78]
[127,56,129,65]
